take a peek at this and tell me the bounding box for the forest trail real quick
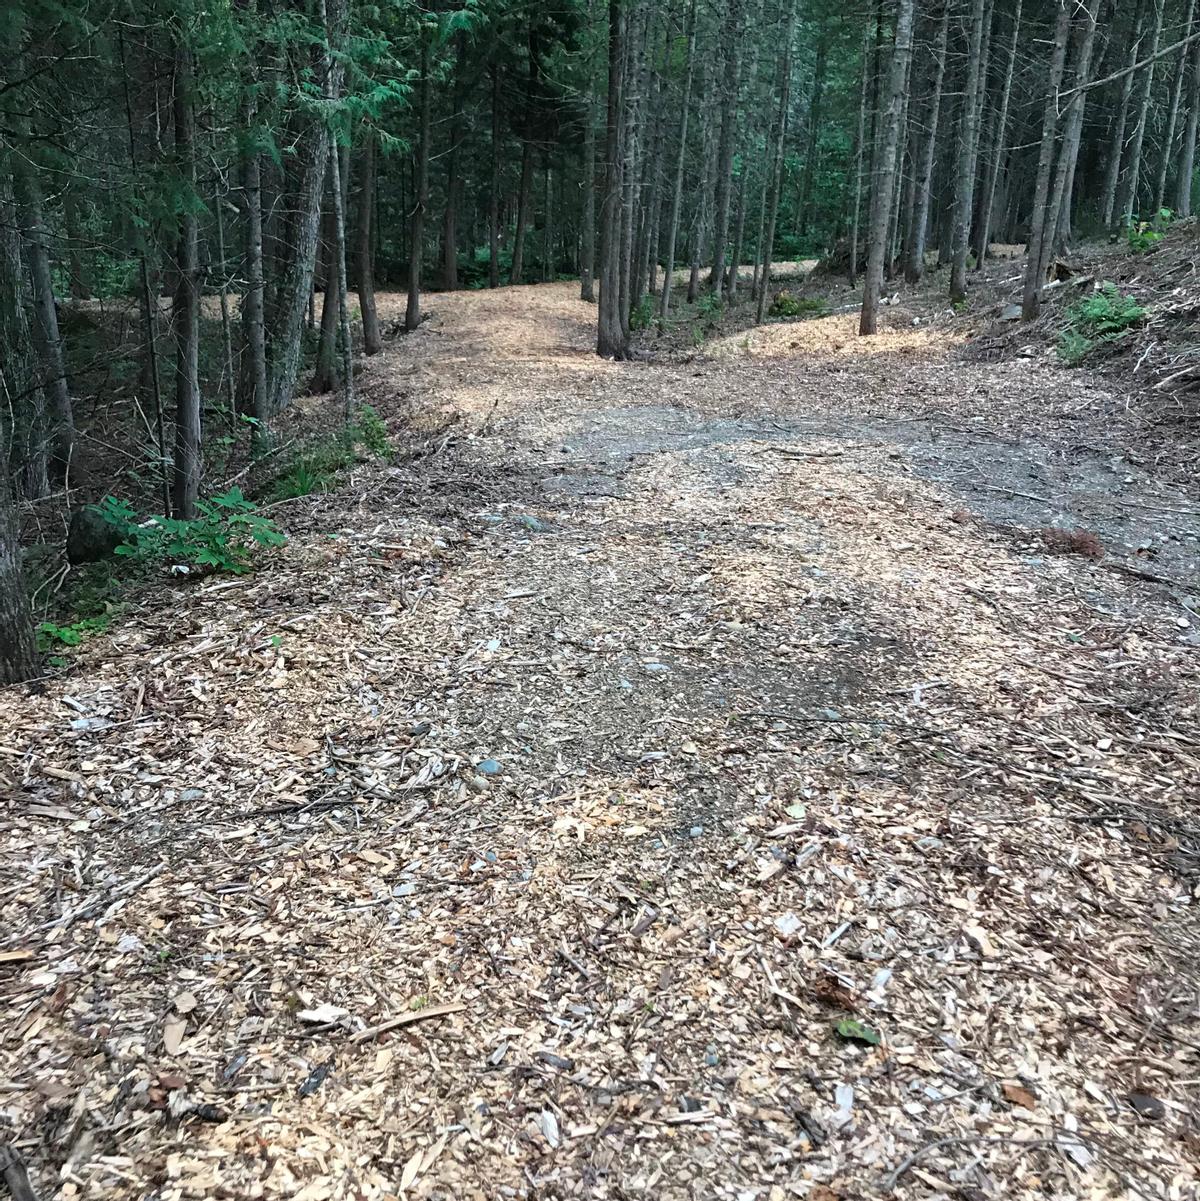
[4,283,1200,1201]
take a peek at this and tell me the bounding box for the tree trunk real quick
[328,142,354,421]
[443,44,464,292]
[755,0,797,324]
[0,464,36,684]
[511,141,534,285]
[1021,1,1072,321]
[974,0,1021,264]
[581,0,599,301]
[171,41,202,520]
[63,185,90,301]
[241,100,270,454]
[598,0,629,358]
[860,0,915,335]
[211,165,236,409]
[13,158,74,482]
[949,0,987,303]
[489,64,502,288]
[313,204,340,392]
[708,0,743,290]
[1101,0,1145,229]
[1049,0,1103,255]
[798,35,828,238]
[1178,12,1200,216]
[659,0,696,319]
[1,185,48,500]
[905,1,949,284]
[847,28,871,287]
[357,133,382,355]
[406,33,432,330]
[1154,0,1193,210]
[1116,0,1164,226]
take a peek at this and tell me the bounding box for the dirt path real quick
[3,284,1199,1201]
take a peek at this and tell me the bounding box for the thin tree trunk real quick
[64,185,90,301]
[357,132,382,355]
[1101,0,1145,229]
[211,165,236,409]
[1116,0,1164,225]
[581,0,599,301]
[974,0,1021,264]
[443,44,464,291]
[406,33,431,330]
[241,98,270,454]
[905,1,949,284]
[1049,0,1103,256]
[688,63,715,303]
[489,64,502,288]
[511,142,533,285]
[328,142,354,420]
[860,0,915,335]
[598,0,629,357]
[659,0,696,319]
[755,0,797,324]
[798,35,829,238]
[171,41,202,520]
[1021,1,1072,321]
[949,0,987,303]
[0,461,36,684]
[847,29,870,287]
[708,0,743,290]
[313,204,340,391]
[1179,11,1200,216]
[13,158,74,481]
[1155,0,1193,210]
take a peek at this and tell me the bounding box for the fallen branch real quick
[348,1002,465,1044]
[0,1145,39,1201]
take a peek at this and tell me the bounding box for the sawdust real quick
[2,276,1199,1201]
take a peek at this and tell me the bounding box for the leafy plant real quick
[1127,207,1173,254]
[95,488,286,574]
[629,295,654,331]
[768,290,826,319]
[355,405,391,457]
[269,407,393,500]
[1055,283,1145,365]
[36,615,110,652]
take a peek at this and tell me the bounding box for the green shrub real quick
[1055,283,1145,365]
[629,295,654,331]
[94,488,286,574]
[768,290,826,319]
[696,291,724,326]
[37,615,111,652]
[1127,207,1173,254]
[269,406,392,499]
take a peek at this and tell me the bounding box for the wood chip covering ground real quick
[3,276,1200,1201]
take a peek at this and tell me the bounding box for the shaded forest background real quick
[2,0,1200,680]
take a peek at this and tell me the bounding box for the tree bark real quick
[1101,0,1145,229]
[598,0,629,358]
[1021,1,1072,321]
[510,140,533,285]
[313,204,340,392]
[488,64,502,288]
[1049,0,1103,255]
[860,0,915,335]
[1154,0,1193,210]
[847,28,871,287]
[241,99,270,453]
[974,0,1021,264]
[581,0,599,301]
[1179,10,1200,215]
[905,1,949,284]
[357,133,382,355]
[1116,0,1164,226]
[0,462,36,684]
[755,0,797,324]
[171,41,202,520]
[406,32,432,330]
[949,0,987,303]
[442,42,464,291]
[13,157,74,482]
[659,0,696,319]
[328,142,354,421]
[708,0,743,291]
[797,35,828,238]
